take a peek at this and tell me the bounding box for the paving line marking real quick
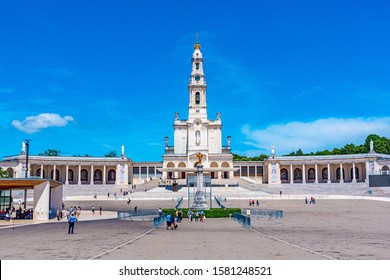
[89,228,155,260]
[250,228,338,260]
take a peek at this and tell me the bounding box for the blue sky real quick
[1,0,390,161]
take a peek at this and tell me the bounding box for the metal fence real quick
[242,208,284,219]
[234,212,251,228]
[175,196,184,209]
[153,215,166,228]
[117,209,159,220]
[214,196,226,209]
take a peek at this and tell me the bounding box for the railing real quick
[153,215,166,228]
[117,209,159,220]
[164,147,174,154]
[175,196,184,209]
[234,212,251,228]
[214,196,226,209]
[242,208,284,219]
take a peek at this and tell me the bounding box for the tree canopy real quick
[0,169,10,178]
[38,149,60,156]
[285,134,390,156]
[233,153,268,161]
[104,151,117,157]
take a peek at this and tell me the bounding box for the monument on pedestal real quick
[191,153,209,210]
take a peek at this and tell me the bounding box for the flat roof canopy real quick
[0,179,62,190]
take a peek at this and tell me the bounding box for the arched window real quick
[6,168,14,178]
[308,168,315,180]
[322,168,328,180]
[195,92,200,104]
[382,166,390,174]
[195,130,200,145]
[81,169,88,182]
[36,168,45,178]
[68,169,74,182]
[294,168,302,182]
[108,169,116,182]
[94,169,103,182]
[280,168,288,181]
[196,63,199,70]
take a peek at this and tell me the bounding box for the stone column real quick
[154,166,157,178]
[255,165,257,180]
[352,162,357,183]
[103,165,106,185]
[65,165,69,185]
[40,164,44,178]
[78,165,81,185]
[146,166,149,180]
[247,165,250,177]
[290,164,293,184]
[302,164,306,184]
[239,166,242,178]
[124,163,129,184]
[53,164,57,180]
[91,165,94,185]
[327,163,331,183]
[314,164,318,183]
[116,164,121,185]
[340,163,344,183]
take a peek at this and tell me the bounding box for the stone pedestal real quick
[191,164,209,210]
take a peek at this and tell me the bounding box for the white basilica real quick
[161,40,234,183]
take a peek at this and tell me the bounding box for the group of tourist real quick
[187,209,205,222]
[248,199,260,206]
[0,206,33,221]
[62,206,82,221]
[305,197,316,204]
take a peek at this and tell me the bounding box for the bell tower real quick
[188,36,207,121]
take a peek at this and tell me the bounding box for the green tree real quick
[232,153,267,161]
[341,143,356,154]
[105,151,117,157]
[0,169,10,178]
[39,149,60,156]
[364,134,390,154]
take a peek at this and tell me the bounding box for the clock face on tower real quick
[195,75,200,81]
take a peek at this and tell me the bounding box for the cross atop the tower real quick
[195,33,199,43]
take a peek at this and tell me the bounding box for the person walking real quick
[99,206,102,215]
[92,205,95,214]
[68,212,78,234]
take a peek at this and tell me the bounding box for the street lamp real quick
[23,139,32,178]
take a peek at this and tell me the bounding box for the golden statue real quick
[195,152,203,166]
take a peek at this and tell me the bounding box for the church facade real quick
[160,40,234,183]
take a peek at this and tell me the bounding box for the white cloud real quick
[242,117,390,155]
[11,113,74,134]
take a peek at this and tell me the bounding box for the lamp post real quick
[23,139,32,178]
